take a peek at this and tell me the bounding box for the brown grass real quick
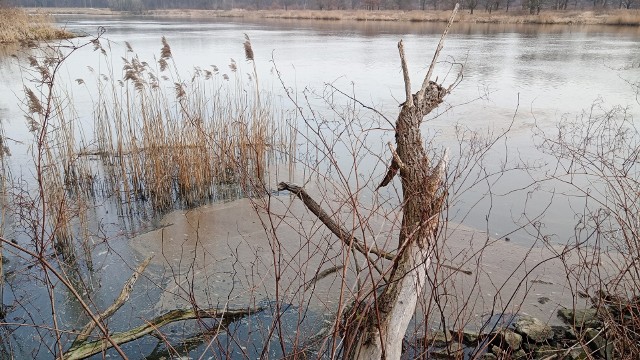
[46,37,295,211]
[32,7,640,26]
[0,8,75,44]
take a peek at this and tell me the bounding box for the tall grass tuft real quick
[83,37,294,210]
[18,35,296,267]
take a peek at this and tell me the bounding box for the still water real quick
[3,16,639,239]
[0,15,639,358]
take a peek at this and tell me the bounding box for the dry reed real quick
[17,35,295,267]
[83,37,295,210]
[0,8,74,44]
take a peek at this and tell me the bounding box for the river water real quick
[0,15,639,359]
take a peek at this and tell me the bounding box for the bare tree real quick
[277,5,460,359]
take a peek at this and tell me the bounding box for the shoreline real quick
[28,7,640,26]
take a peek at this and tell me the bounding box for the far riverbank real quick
[28,7,640,26]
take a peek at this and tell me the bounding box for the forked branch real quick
[62,307,263,360]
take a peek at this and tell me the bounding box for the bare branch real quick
[277,182,393,262]
[62,307,262,360]
[0,236,129,360]
[376,142,405,190]
[72,257,153,346]
[387,141,405,170]
[418,3,459,102]
[398,40,413,108]
[305,265,345,291]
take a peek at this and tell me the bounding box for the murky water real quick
[0,15,639,358]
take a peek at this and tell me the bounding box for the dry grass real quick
[16,35,295,264]
[43,37,294,212]
[0,8,75,44]
[33,7,640,26]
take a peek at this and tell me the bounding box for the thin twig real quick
[0,236,128,360]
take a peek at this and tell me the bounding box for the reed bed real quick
[17,35,294,263]
[0,8,74,44]
[27,6,640,26]
[83,37,295,210]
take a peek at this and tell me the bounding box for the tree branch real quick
[277,182,393,262]
[0,237,128,360]
[62,307,262,360]
[418,3,459,103]
[376,142,405,190]
[398,40,413,108]
[72,257,153,346]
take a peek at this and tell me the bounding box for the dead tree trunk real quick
[279,5,458,359]
[349,7,458,359]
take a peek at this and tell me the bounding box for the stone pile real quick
[427,308,613,359]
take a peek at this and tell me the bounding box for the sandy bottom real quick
[130,192,605,335]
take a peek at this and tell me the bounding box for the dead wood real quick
[278,181,393,263]
[62,307,263,360]
[61,256,262,360]
[71,257,153,346]
[280,4,460,359]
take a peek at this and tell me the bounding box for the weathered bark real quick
[353,5,459,359]
[275,6,459,359]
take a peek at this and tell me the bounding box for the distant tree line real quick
[7,0,638,13]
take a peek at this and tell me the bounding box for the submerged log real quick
[62,307,262,360]
[62,256,263,360]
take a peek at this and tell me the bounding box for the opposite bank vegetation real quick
[25,7,640,26]
[0,7,74,43]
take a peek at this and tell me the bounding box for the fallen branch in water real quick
[62,307,263,360]
[71,257,153,346]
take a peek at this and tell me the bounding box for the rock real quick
[431,342,463,359]
[462,330,479,344]
[481,353,498,360]
[538,296,551,304]
[534,344,560,359]
[551,325,574,341]
[491,329,522,351]
[567,347,589,360]
[427,330,452,347]
[515,315,554,343]
[513,349,527,359]
[491,345,504,356]
[557,308,602,328]
[585,328,613,359]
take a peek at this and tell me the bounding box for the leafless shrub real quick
[535,98,640,358]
